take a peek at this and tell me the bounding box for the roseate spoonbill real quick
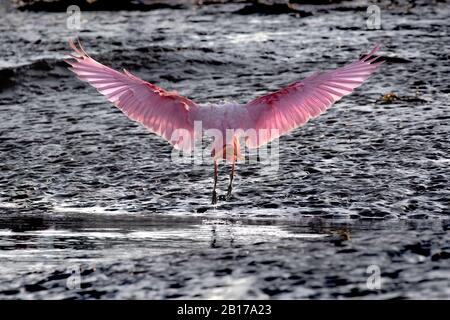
[66,39,383,204]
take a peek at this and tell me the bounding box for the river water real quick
[0,0,449,299]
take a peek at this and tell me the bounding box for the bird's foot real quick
[226,186,233,200]
[212,190,218,205]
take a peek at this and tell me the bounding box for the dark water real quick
[0,0,449,299]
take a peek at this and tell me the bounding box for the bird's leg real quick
[226,161,235,200]
[212,160,218,205]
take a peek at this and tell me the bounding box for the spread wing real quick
[243,44,383,148]
[66,39,199,151]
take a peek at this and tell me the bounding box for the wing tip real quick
[68,37,90,59]
[361,43,383,63]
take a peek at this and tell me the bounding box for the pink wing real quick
[66,39,198,151]
[243,44,383,148]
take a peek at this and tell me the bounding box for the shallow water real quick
[0,0,449,299]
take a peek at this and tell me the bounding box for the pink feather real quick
[66,39,382,158]
[66,39,198,152]
[243,44,383,148]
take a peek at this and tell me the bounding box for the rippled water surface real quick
[0,0,449,299]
